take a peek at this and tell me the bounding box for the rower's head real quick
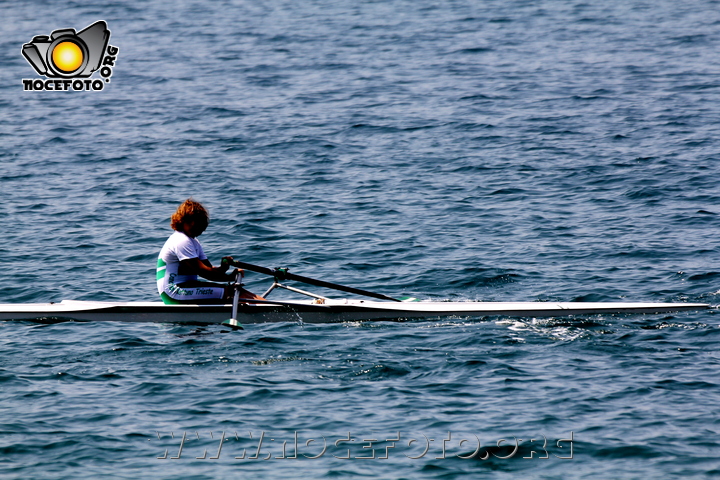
[171,198,209,238]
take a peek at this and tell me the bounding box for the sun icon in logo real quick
[51,41,84,73]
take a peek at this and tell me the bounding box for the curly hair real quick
[170,198,209,231]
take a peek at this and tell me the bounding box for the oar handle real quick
[228,260,401,302]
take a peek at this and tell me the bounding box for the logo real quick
[21,20,119,91]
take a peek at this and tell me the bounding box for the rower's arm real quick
[179,257,238,282]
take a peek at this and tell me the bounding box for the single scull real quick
[0,261,710,325]
[0,298,709,325]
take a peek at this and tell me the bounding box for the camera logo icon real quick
[22,21,110,78]
[22,21,119,91]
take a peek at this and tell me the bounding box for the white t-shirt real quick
[156,231,208,294]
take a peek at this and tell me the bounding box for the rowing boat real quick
[0,299,709,325]
[0,261,709,325]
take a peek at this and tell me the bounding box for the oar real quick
[223,270,244,330]
[227,260,401,302]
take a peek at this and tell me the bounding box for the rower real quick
[156,199,264,304]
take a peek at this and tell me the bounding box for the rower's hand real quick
[221,256,235,271]
[226,268,244,282]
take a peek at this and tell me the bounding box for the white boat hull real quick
[0,299,710,325]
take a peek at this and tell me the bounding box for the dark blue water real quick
[2,0,720,478]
